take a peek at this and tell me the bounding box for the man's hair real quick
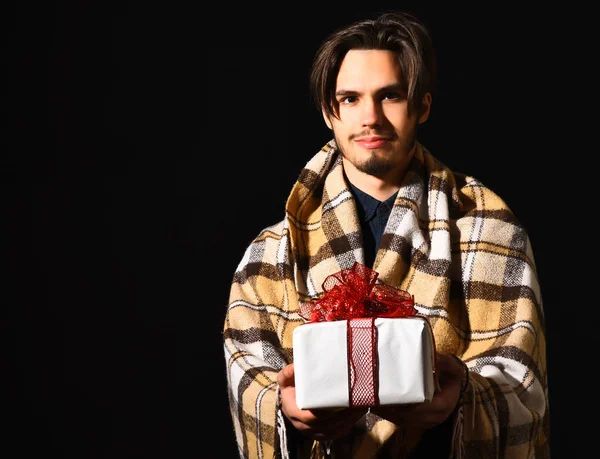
[309,11,437,120]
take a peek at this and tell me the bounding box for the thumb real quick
[277,363,295,388]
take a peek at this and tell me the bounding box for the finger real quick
[306,408,367,439]
[277,363,295,387]
[292,406,364,428]
[311,407,366,426]
[435,353,453,373]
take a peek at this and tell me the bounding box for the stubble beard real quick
[352,155,396,176]
[335,134,415,179]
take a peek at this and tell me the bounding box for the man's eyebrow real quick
[379,83,404,93]
[335,89,359,97]
[335,84,405,97]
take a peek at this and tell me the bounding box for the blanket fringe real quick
[450,405,464,459]
[310,440,333,459]
[276,384,291,459]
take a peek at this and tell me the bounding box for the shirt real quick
[347,180,398,268]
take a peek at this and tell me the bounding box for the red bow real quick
[300,262,416,323]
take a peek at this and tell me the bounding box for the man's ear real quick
[322,108,333,130]
[418,93,432,124]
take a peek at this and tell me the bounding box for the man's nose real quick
[361,99,383,127]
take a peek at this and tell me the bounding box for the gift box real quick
[292,262,435,410]
[293,316,435,409]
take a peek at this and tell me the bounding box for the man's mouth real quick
[354,136,389,149]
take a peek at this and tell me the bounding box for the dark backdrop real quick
[7,3,576,458]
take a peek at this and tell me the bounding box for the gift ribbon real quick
[299,262,416,323]
[347,317,379,407]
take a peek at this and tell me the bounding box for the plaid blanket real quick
[223,140,550,458]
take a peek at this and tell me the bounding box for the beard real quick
[351,155,396,176]
[335,132,416,178]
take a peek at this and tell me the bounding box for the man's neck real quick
[341,141,417,201]
[342,158,405,202]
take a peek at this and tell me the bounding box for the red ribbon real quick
[300,262,416,323]
[347,317,379,407]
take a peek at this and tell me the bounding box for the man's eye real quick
[382,92,402,100]
[340,96,358,104]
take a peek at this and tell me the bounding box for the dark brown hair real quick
[309,11,437,120]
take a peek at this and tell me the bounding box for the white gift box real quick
[293,316,435,410]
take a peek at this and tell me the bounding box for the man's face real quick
[323,49,430,181]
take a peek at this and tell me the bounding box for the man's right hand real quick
[277,363,368,441]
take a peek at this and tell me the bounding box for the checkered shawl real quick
[223,140,550,458]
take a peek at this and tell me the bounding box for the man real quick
[223,10,549,458]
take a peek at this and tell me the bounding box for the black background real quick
[7,3,579,458]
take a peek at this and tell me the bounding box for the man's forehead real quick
[336,49,404,91]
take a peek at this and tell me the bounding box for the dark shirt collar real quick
[347,180,398,221]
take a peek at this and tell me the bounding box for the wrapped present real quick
[293,262,436,410]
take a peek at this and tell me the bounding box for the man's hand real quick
[369,353,465,428]
[277,363,368,441]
